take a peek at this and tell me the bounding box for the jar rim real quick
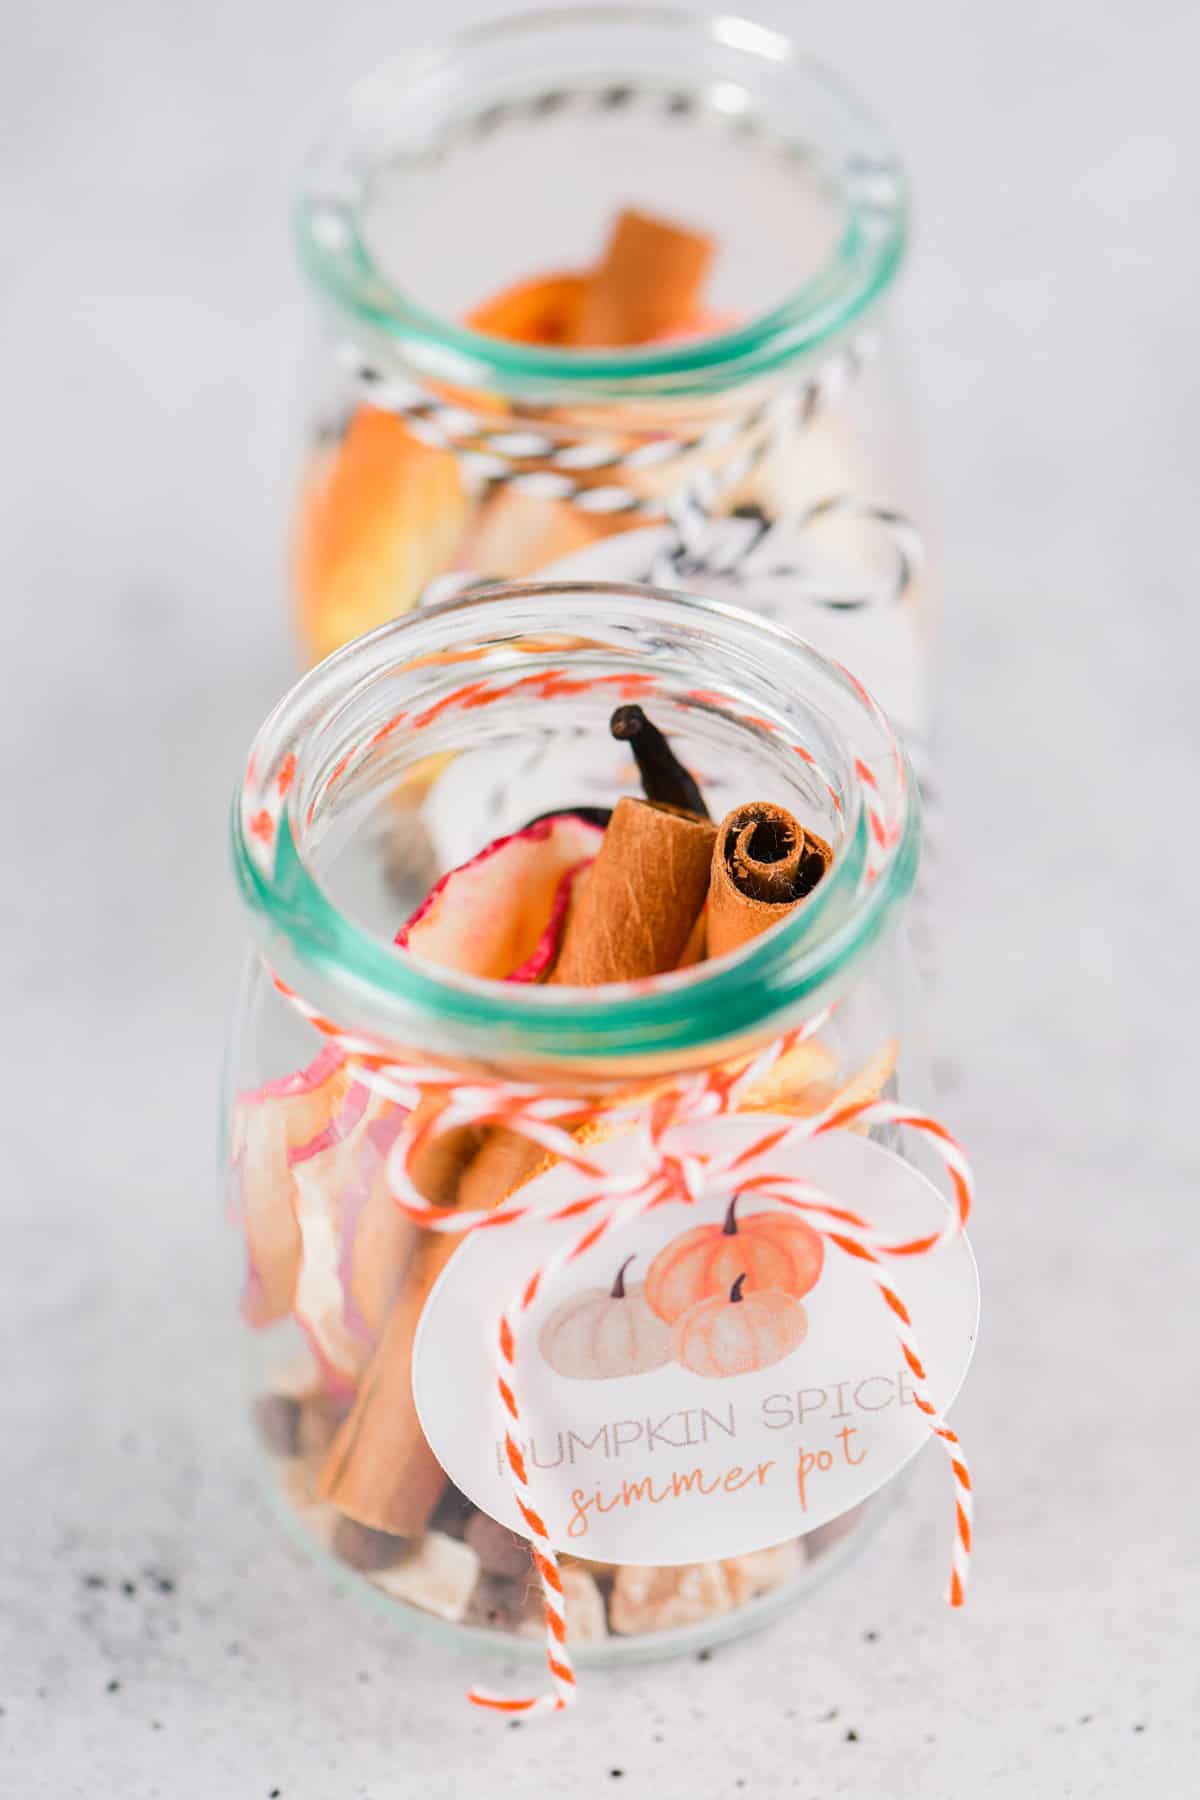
[232,583,919,1072]
[295,6,908,402]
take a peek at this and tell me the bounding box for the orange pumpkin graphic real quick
[672,1274,807,1379]
[644,1196,824,1325]
[539,1256,673,1381]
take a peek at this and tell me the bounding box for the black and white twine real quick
[336,331,921,611]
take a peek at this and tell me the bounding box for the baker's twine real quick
[334,333,871,512]
[241,664,905,899]
[340,328,922,619]
[267,982,974,1717]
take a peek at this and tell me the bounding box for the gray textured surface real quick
[3,2,1198,1796]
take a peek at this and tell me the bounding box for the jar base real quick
[251,1417,890,1669]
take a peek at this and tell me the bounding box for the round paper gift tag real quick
[413,1116,978,1564]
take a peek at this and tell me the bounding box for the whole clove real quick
[610,705,709,818]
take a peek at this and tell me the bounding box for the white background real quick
[2,3,1198,1797]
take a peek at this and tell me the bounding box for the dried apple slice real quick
[231,1046,351,1327]
[505,857,594,982]
[346,1110,420,1345]
[236,817,600,1376]
[736,1039,841,1114]
[395,812,605,980]
[740,1037,898,1121]
[290,1087,414,1389]
[829,1038,898,1112]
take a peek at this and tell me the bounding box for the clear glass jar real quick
[226,581,974,1670]
[292,8,929,755]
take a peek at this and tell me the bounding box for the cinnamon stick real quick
[317,1102,481,1535]
[235,1052,351,1328]
[454,1124,555,1215]
[575,207,715,347]
[707,801,833,959]
[463,796,718,1202]
[316,1251,455,1535]
[551,796,716,986]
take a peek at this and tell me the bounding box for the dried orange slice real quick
[466,271,590,344]
[295,407,470,663]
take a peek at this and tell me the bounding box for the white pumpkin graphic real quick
[538,1256,672,1381]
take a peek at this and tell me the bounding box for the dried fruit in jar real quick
[295,408,470,664]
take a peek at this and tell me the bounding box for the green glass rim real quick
[231,583,919,1068]
[295,6,908,401]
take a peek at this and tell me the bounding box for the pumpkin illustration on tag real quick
[539,1256,673,1381]
[672,1274,808,1379]
[644,1196,824,1324]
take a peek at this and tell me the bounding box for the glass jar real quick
[226,582,976,1679]
[292,7,930,759]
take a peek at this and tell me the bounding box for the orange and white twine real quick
[239,658,905,893]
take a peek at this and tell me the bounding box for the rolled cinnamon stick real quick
[463,796,717,1206]
[575,208,715,347]
[454,1124,553,1214]
[551,796,716,986]
[316,1246,456,1535]
[317,1101,481,1535]
[707,801,833,959]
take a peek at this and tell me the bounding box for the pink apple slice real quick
[290,1084,413,1389]
[505,857,593,983]
[346,1109,417,1345]
[395,812,604,981]
[231,1046,351,1328]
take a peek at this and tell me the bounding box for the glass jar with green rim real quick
[224,581,965,1666]
[292,6,929,768]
